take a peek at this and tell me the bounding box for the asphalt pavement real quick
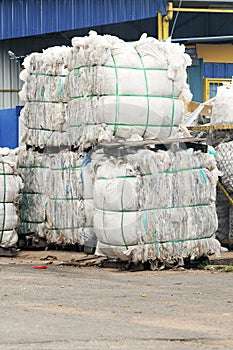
[0,253,232,350]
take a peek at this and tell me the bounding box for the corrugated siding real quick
[0,43,22,109]
[0,0,167,40]
[0,107,19,148]
[204,62,233,78]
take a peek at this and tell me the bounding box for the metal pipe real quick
[0,89,20,93]
[171,35,233,43]
[173,7,233,13]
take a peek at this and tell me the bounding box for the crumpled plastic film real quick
[0,150,23,248]
[93,149,221,265]
[19,46,72,148]
[216,141,233,194]
[211,79,233,126]
[17,149,96,247]
[68,32,192,147]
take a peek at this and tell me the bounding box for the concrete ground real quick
[0,251,232,350]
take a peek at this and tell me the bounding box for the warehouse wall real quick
[0,45,22,109]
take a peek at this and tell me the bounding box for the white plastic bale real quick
[68,96,184,147]
[19,73,69,103]
[0,152,23,248]
[93,149,221,264]
[22,46,72,76]
[19,46,72,148]
[0,162,22,202]
[215,141,233,194]
[17,149,96,247]
[211,79,233,125]
[67,32,192,146]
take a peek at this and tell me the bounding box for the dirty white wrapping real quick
[68,32,192,147]
[19,74,68,103]
[20,101,68,132]
[17,149,96,247]
[216,141,233,194]
[19,46,71,148]
[211,80,233,125]
[93,149,220,264]
[0,149,23,248]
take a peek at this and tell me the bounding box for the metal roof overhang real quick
[0,0,168,40]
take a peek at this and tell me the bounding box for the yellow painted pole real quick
[157,12,163,41]
[162,2,173,40]
[162,18,170,40]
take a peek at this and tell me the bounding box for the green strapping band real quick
[59,78,63,100]
[48,226,93,231]
[74,64,168,72]
[169,81,175,137]
[22,192,43,195]
[50,197,83,201]
[26,126,65,133]
[29,100,60,104]
[96,203,209,213]
[22,220,44,224]
[0,162,6,243]
[99,234,214,248]
[18,166,49,169]
[31,73,67,77]
[71,93,178,99]
[96,167,206,181]
[120,172,128,249]
[111,55,119,136]
[102,197,110,245]
[71,122,176,128]
[137,52,150,137]
[51,165,84,171]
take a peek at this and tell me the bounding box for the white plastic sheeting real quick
[68,31,192,148]
[19,46,71,148]
[17,149,96,247]
[19,33,192,148]
[0,148,23,248]
[211,79,233,126]
[216,141,233,194]
[93,148,221,265]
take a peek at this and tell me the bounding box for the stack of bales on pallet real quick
[18,45,96,250]
[66,32,220,265]
[17,148,95,249]
[0,148,23,255]
[18,32,221,264]
[207,81,233,249]
[93,148,220,266]
[67,31,192,148]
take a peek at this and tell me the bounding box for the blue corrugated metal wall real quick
[204,63,233,78]
[0,0,167,40]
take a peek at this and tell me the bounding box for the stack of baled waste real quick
[211,80,233,249]
[19,46,72,148]
[0,148,23,251]
[17,148,96,248]
[67,31,192,148]
[93,148,221,266]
